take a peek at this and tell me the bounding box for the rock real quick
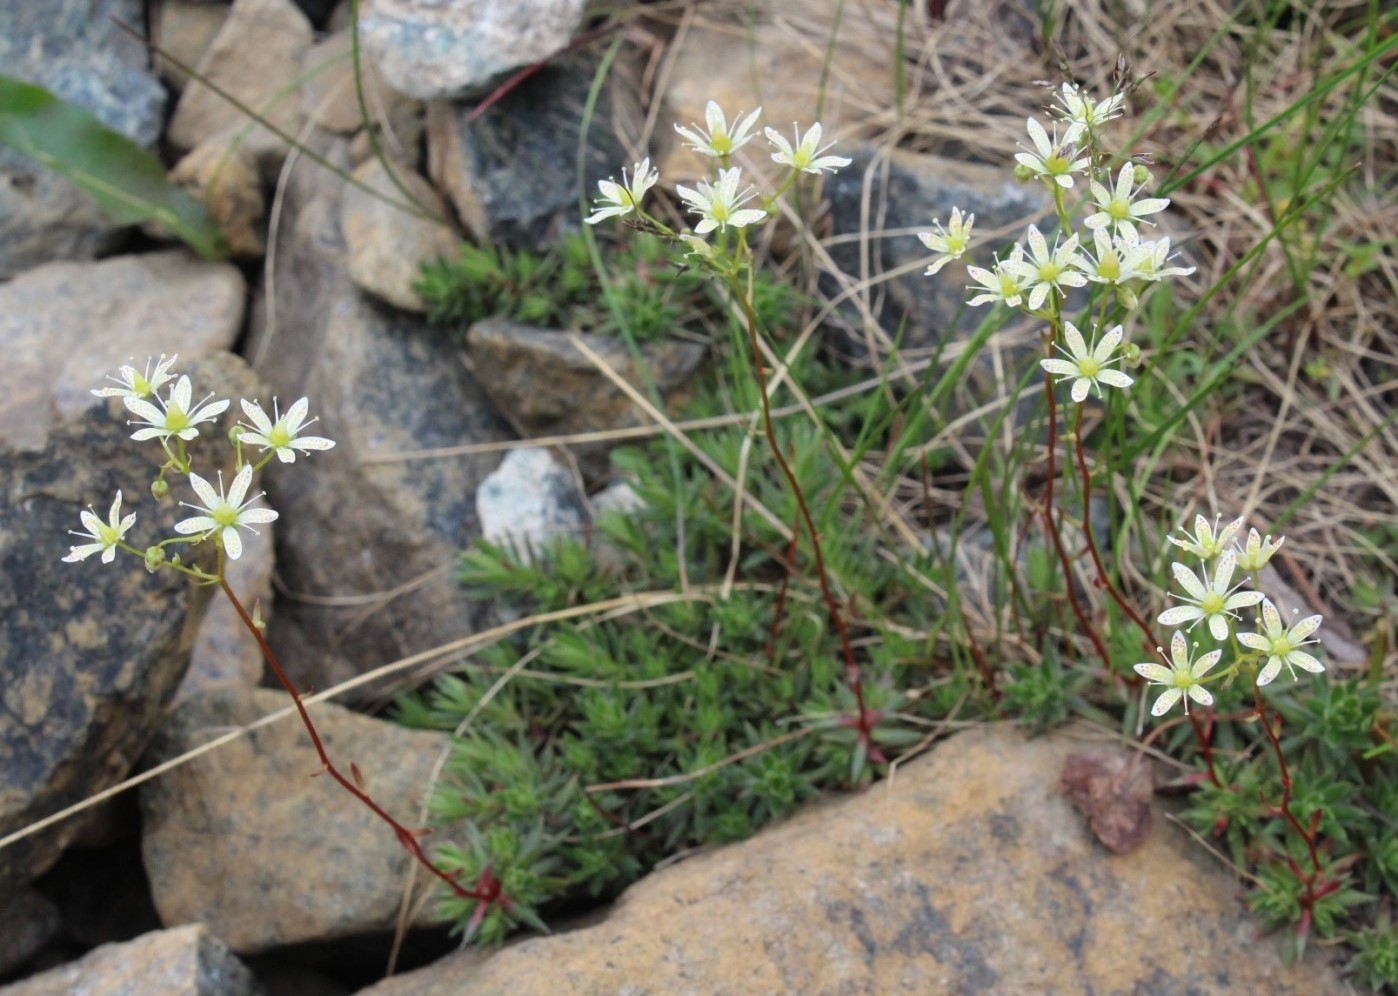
[301,28,420,138]
[426,53,642,250]
[167,0,315,170]
[245,134,514,698]
[358,0,588,101]
[156,0,232,91]
[823,147,1048,360]
[140,688,451,952]
[0,924,261,996]
[476,448,585,563]
[0,0,167,277]
[168,137,268,259]
[177,522,275,704]
[341,157,457,312]
[659,0,893,184]
[0,251,246,453]
[31,838,162,950]
[359,724,1344,995]
[0,354,258,890]
[0,887,60,976]
[466,318,706,478]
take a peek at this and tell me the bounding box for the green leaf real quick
[0,74,227,259]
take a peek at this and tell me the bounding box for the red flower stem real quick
[736,295,880,755]
[218,578,488,902]
[1253,684,1325,880]
[765,513,802,667]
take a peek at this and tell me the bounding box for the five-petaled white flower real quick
[966,247,1028,308]
[763,122,851,175]
[675,101,762,159]
[1074,228,1139,288]
[1084,163,1170,241]
[174,464,278,560]
[62,490,136,565]
[1158,550,1265,641]
[1004,225,1087,310]
[1239,598,1324,686]
[584,158,660,225]
[1040,321,1134,402]
[1015,117,1089,188]
[239,397,336,463]
[1053,82,1126,130]
[1134,630,1222,716]
[92,354,179,400]
[1169,514,1244,561]
[1234,528,1284,573]
[123,375,229,444]
[675,167,767,234]
[1124,236,1196,282]
[918,208,974,275]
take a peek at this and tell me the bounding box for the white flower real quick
[1239,598,1324,686]
[1040,321,1134,403]
[1014,117,1089,188]
[584,158,660,225]
[675,101,762,158]
[1158,550,1265,641]
[174,464,278,560]
[239,397,335,463]
[62,490,136,565]
[1134,631,1222,716]
[1084,163,1170,241]
[1124,236,1196,282]
[966,246,1028,308]
[1168,514,1244,562]
[1234,528,1284,573]
[918,208,974,275]
[1074,228,1139,287]
[763,122,851,175]
[675,167,767,234]
[123,375,229,444]
[1003,225,1087,310]
[1054,83,1126,130]
[91,354,179,400]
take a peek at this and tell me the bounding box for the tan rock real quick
[341,157,457,312]
[140,688,452,953]
[0,924,260,996]
[169,135,267,258]
[301,28,419,137]
[0,251,245,451]
[360,724,1344,995]
[156,0,231,91]
[167,0,314,168]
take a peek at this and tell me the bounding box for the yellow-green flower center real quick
[212,502,239,528]
[268,422,293,449]
[1109,198,1131,220]
[165,406,190,433]
[1038,261,1062,283]
[1271,636,1292,657]
[711,134,733,155]
[97,522,121,546]
[1200,591,1225,615]
[998,272,1019,296]
[1047,153,1070,174]
[133,374,152,396]
[1077,357,1102,378]
[1098,256,1120,281]
[710,200,731,222]
[1172,669,1196,689]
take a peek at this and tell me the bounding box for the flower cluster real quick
[584,100,850,246]
[65,356,334,571]
[918,81,1197,407]
[1134,514,1324,716]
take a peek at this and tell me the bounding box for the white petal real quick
[704,100,725,136]
[187,472,219,510]
[1289,614,1323,641]
[123,397,164,423]
[175,515,217,534]
[1168,630,1190,667]
[1040,359,1078,376]
[1286,651,1324,674]
[285,398,310,433]
[1070,377,1090,403]
[1158,605,1203,628]
[100,545,119,564]
[1151,688,1182,716]
[78,509,103,536]
[1208,614,1231,641]
[1171,562,1206,600]
[226,464,254,506]
[1134,662,1173,683]
[169,376,192,412]
[1026,117,1051,156]
[222,527,243,560]
[1224,590,1265,611]
[63,542,104,562]
[1062,322,1087,359]
[237,507,278,525]
[1096,370,1134,389]
[1213,549,1237,589]
[1026,225,1048,262]
[1260,598,1282,634]
[1186,685,1214,709]
[1094,325,1123,362]
[1237,632,1270,652]
[130,427,168,441]
[1257,657,1282,686]
[1193,649,1223,677]
[240,399,273,433]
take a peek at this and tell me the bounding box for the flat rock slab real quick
[0,923,261,996]
[140,687,452,953]
[360,724,1344,995]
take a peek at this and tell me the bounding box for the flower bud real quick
[150,478,170,500]
[143,545,166,573]
[1013,162,1035,183]
[1132,163,1151,186]
[1122,342,1143,367]
[229,424,246,446]
[1116,286,1139,311]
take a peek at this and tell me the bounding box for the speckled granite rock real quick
[0,887,60,976]
[476,447,585,562]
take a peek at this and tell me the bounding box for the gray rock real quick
[477,447,585,563]
[0,923,262,996]
[301,27,421,137]
[168,137,268,258]
[426,53,642,250]
[341,157,458,312]
[177,521,275,704]
[0,0,168,277]
[359,0,587,101]
[466,318,706,479]
[140,688,450,953]
[823,147,1048,359]
[0,251,246,453]
[0,887,60,976]
[245,134,514,699]
[167,0,315,170]
[0,353,259,890]
[360,724,1345,995]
